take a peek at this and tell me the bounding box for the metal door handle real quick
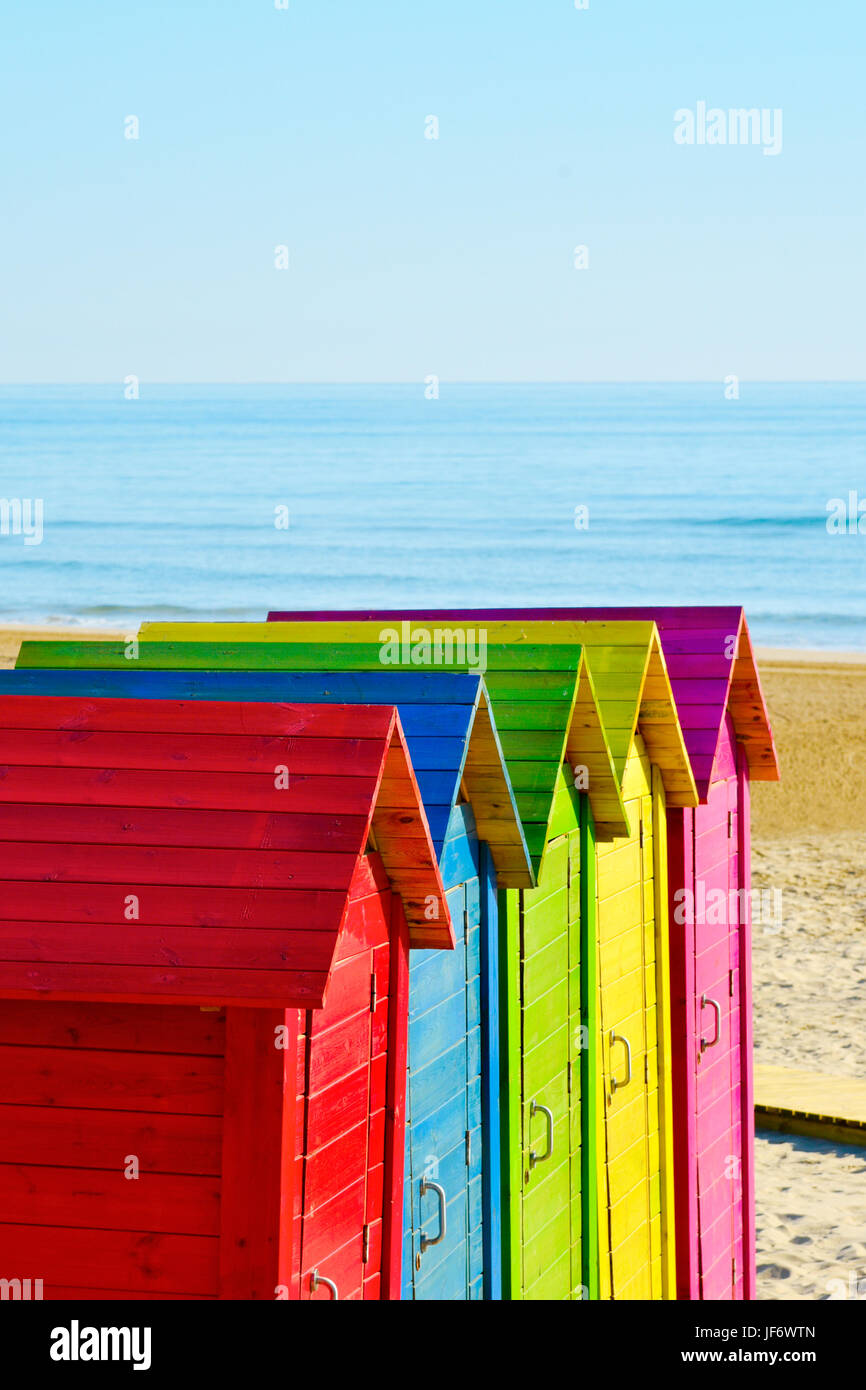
[310,1268,338,1299]
[700,994,722,1051]
[529,1099,554,1168]
[610,1030,632,1093]
[420,1178,446,1252]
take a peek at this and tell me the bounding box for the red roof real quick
[0,696,451,1008]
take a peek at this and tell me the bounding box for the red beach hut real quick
[0,694,450,1301]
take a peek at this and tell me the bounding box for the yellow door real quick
[595,735,673,1299]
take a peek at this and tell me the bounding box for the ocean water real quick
[1,383,864,650]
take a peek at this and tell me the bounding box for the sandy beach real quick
[0,628,863,1301]
[747,651,866,1301]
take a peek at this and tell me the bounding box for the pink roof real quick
[266,605,780,801]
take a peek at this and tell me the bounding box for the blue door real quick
[402,806,483,1299]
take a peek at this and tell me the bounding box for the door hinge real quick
[638,818,644,848]
[465,1129,471,1167]
[362,1223,370,1264]
[729,968,735,998]
[728,810,734,838]
[567,1059,574,1094]
[370,971,377,1013]
[732,1254,737,1286]
[644,1053,649,1085]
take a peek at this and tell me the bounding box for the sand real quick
[0,625,126,670]
[748,652,866,1300]
[0,628,863,1300]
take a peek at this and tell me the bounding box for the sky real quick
[1,1,864,382]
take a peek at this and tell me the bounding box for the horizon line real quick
[2,378,866,388]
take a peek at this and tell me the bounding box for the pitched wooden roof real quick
[296,607,779,800]
[0,667,532,889]
[535,607,779,796]
[0,695,451,1008]
[105,623,628,861]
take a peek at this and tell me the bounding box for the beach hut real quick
[0,692,450,1300]
[270,606,778,1300]
[245,614,701,1302]
[2,662,532,1302]
[16,630,627,1301]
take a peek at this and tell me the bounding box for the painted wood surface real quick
[0,850,413,1300]
[109,626,630,1298]
[0,1000,225,1298]
[281,607,777,798]
[0,669,531,891]
[228,617,695,814]
[49,626,628,857]
[266,609,766,1301]
[0,694,450,1007]
[122,619,679,1299]
[294,859,398,1301]
[594,737,675,1299]
[0,666,518,1300]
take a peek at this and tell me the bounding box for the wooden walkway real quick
[755,1064,866,1147]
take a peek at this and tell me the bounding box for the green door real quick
[518,829,583,1298]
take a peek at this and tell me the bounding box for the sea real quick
[1,382,864,650]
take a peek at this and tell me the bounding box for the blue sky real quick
[2,1,864,381]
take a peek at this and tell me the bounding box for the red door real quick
[297,861,392,1301]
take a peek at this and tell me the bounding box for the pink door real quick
[693,714,743,1299]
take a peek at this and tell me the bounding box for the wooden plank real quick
[0,921,338,973]
[479,843,502,1300]
[0,764,380,814]
[0,999,224,1054]
[0,1164,220,1237]
[0,1223,219,1297]
[0,1043,224,1114]
[0,692,394,740]
[0,728,389,777]
[737,745,756,1300]
[0,842,357,891]
[0,880,345,928]
[382,893,409,1301]
[0,803,367,852]
[0,666,482,708]
[0,960,328,1009]
[580,797,600,1300]
[0,1103,222,1175]
[219,1007,295,1300]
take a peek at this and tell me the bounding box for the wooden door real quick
[518,832,582,1299]
[597,737,659,1299]
[694,719,742,1299]
[404,873,479,1299]
[299,866,392,1302]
